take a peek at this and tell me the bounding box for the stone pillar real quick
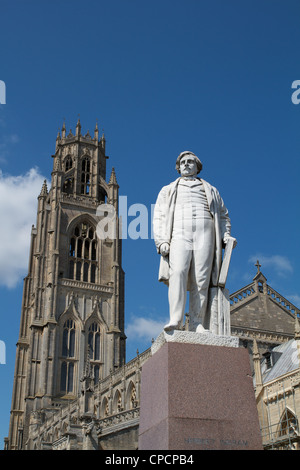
[138,331,263,450]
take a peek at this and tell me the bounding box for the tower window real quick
[60,361,74,393]
[69,260,74,279]
[88,322,101,383]
[91,264,96,283]
[65,156,73,172]
[81,157,91,196]
[62,319,76,358]
[69,238,75,257]
[83,262,89,282]
[67,221,98,283]
[76,261,82,281]
[77,239,83,258]
[60,319,76,394]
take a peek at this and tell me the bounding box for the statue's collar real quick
[180,176,201,181]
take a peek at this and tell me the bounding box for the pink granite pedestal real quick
[138,342,263,450]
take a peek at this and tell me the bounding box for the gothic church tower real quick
[8,120,125,450]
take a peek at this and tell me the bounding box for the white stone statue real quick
[153,151,237,334]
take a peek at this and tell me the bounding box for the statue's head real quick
[175,151,203,176]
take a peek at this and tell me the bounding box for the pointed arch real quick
[125,380,137,410]
[57,296,84,328]
[57,302,81,396]
[85,301,108,331]
[64,155,73,172]
[66,215,98,284]
[100,396,109,418]
[112,389,122,414]
[84,305,107,384]
[66,213,98,238]
[277,407,299,437]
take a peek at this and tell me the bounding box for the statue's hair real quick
[175,151,203,174]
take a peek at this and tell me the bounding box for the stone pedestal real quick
[138,333,263,450]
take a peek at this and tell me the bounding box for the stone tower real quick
[8,120,125,450]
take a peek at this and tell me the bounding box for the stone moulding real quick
[60,278,113,294]
[97,408,140,437]
[151,330,239,355]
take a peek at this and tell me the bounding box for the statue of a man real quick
[153,151,236,333]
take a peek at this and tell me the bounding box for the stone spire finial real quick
[108,167,118,186]
[76,115,81,136]
[39,179,48,197]
[61,119,66,138]
[100,130,106,150]
[94,120,99,140]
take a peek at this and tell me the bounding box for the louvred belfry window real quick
[68,221,97,283]
[81,157,91,195]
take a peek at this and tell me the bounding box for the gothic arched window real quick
[62,319,75,358]
[60,319,76,394]
[278,408,299,438]
[65,156,73,172]
[87,322,102,383]
[68,221,98,283]
[81,157,91,195]
[60,361,74,393]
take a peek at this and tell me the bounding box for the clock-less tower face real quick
[8,120,125,449]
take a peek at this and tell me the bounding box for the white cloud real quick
[249,254,293,277]
[126,315,168,342]
[0,167,48,288]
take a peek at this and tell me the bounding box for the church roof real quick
[230,261,300,337]
[261,339,299,383]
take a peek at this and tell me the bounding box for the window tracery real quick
[68,221,97,283]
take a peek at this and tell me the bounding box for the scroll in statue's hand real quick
[223,235,237,249]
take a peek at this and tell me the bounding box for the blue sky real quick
[1,0,300,446]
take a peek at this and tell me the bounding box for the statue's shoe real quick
[195,324,212,334]
[164,322,180,332]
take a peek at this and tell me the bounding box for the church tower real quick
[8,120,125,450]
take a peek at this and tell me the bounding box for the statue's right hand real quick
[160,243,170,257]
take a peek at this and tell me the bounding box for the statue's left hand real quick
[224,235,237,248]
[160,242,170,256]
